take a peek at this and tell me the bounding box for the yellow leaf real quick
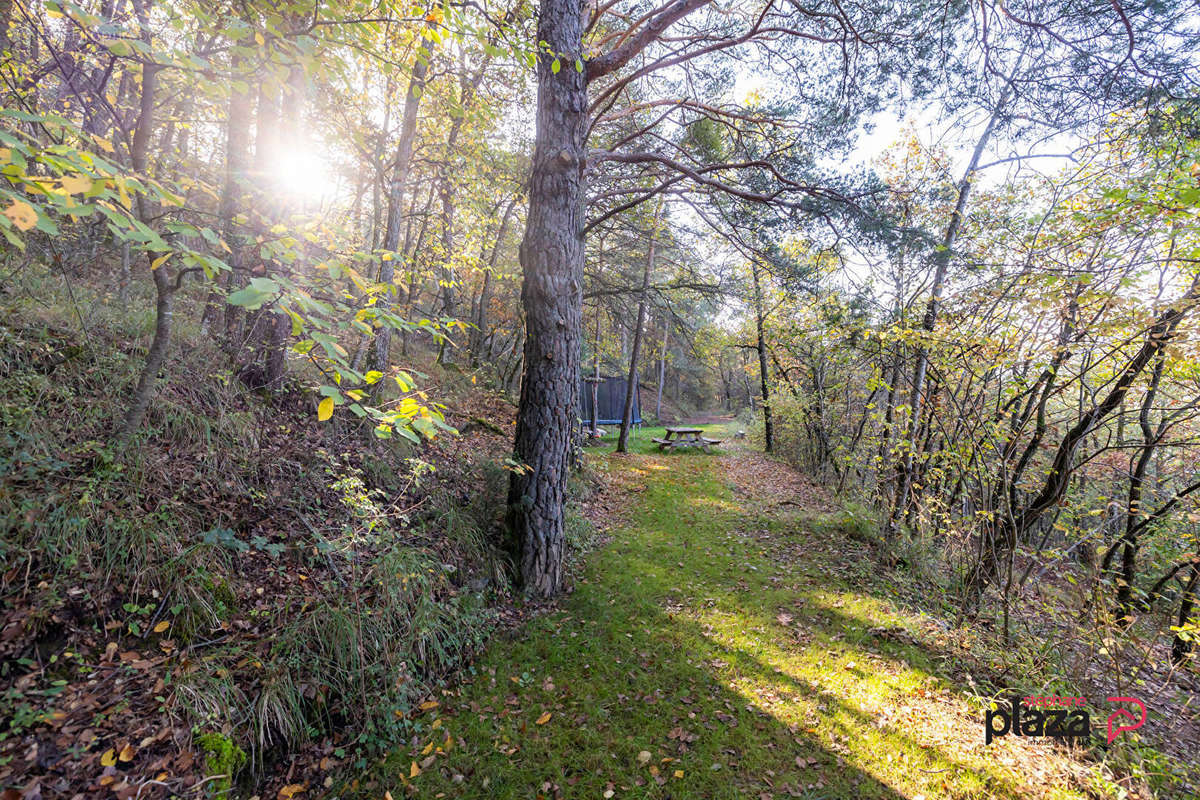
[60,175,93,195]
[119,743,136,762]
[421,742,433,756]
[152,620,170,633]
[150,253,172,271]
[419,700,439,711]
[277,784,305,800]
[317,397,334,421]
[409,761,421,778]
[535,712,551,725]
[673,770,684,779]
[115,178,131,208]
[0,148,10,162]
[254,31,265,46]
[100,748,117,766]
[3,200,37,231]
[93,135,115,153]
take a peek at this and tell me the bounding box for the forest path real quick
[379,441,1108,799]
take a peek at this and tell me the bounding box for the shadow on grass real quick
[366,454,1088,799]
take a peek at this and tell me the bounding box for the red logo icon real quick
[1105,697,1146,744]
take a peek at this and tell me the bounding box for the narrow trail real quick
[380,444,1108,799]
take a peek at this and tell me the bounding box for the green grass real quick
[370,452,1097,799]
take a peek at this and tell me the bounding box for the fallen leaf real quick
[277,784,305,800]
[99,749,117,767]
[535,712,551,725]
[637,751,651,764]
[410,761,420,778]
[118,743,135,762]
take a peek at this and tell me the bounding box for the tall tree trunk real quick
[617,202,661,452]
[1172,563,1200,666]
[751,259,772,452]
[203,47,251,338]
[228,71,279,353]
[1118,353,1165,619]
[589,307,601,434]
[0,0,12,53]
[119,46,164,436]
[471,195,517,364]
[656,319,668,421]
[888,94,1008,535]
[372,27,434,374]
[506,0,586,597]
[262,61,307,388]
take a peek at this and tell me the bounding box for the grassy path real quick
[383,444,1101,799]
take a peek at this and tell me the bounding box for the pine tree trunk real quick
[506,0,586,597]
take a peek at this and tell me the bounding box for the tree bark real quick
[204,47,251,338]
[0,0,12,52]
[1172,562,1200,666]
[506,0,587,597]
[119,51,164,437]
[1118,353,1165,619]
[470,195,517,364]
[617,202,661,452]
[433,56,490,334]
[227,71,279,354]
[656,319,668,421]
[751,259,772,452]
[372,27,434,374]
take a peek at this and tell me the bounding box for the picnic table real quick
[651,426,723,453]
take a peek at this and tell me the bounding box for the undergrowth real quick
[0,267,516,794]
